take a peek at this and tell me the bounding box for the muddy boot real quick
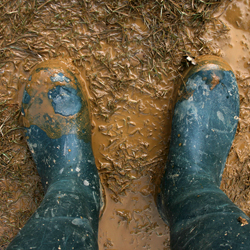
[158,56,250,250]
[7,60,102,250]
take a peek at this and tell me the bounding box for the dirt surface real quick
[213,0,250,220]
[0,0,250,249]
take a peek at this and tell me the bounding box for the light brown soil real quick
[0,1,250,250]
[214,0,250,220]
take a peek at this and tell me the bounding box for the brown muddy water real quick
[1,1,250,249]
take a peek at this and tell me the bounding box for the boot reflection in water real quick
[158,55,250,250]
[7,60,102,250]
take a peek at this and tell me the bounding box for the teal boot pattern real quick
[158,56,250,250]
[7,60,101,250]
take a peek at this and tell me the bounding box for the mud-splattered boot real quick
[158,55,250,250]
[7,59,102,250]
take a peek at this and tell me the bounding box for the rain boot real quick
[7,59,102,250]
[158,55,250,249]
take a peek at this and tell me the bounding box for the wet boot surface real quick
[158,56,250,250]
[7,60,101,250]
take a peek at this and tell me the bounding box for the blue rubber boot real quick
[7,59,101,250]
[158,56,250,249]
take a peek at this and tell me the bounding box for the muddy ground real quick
[0,0,250,249]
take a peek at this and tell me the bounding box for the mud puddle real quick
[98,1,250,248]
[1,1,250,249]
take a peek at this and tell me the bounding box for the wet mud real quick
[0,0,250,249]
[207,0,250,218]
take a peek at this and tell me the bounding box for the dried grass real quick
[0,103,43,248]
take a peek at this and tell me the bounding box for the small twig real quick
[37,0,52,10]
[0,114,11,137]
